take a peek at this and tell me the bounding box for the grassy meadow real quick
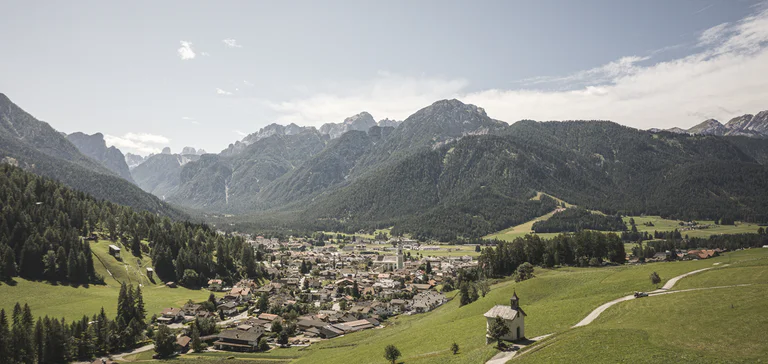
[486,213,762,242]
[0,239,215,321]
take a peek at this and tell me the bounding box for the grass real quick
[486,213,763,242]
[623,216,763,238]
[0,239,215,320]
[517,285,768,363]
[515,248,768,363]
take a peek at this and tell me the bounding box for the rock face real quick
[125,153,147,170]
[66,132,135,183]
[161,147,172,154]
[724,111,768,136]
[377,118,402,128]
[182,146,197,155]
[320,112,378,139]
[687,119,727,135]
[220,123,316,156]
[661,110,768,137]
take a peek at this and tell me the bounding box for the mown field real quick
[0,239,214,320]
[517,254,768,363]
[486,213,762,242]
[149,247,768,364]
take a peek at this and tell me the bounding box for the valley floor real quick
[115,248,768,364]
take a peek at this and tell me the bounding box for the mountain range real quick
[3,90,768,241]
[120,99,768,241]
[656,111,768,137]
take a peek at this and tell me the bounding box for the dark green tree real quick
[384,344,401,364]
[154,324,176,358]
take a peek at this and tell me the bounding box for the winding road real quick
[487,264,733,364]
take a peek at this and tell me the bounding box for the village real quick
[150,234,475,354]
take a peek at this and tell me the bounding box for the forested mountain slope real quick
[0,93,183,218]
[281,119,768,240]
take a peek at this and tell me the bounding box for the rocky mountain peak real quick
[320,112,377,139]
[66,132,135,183]
[687,119,726,135]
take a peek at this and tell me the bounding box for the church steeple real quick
[510,291,519,309]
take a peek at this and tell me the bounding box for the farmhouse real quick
[484,292,526,343]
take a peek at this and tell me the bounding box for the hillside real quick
[0,93,183,217]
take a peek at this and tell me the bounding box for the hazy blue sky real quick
[2,0,768,155]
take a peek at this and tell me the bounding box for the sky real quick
[2,0,768,155]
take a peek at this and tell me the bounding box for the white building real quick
[484,292,526,344]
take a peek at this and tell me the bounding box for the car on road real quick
[634,291,649,298]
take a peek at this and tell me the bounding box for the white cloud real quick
[105,133,170,155]
[265,73,468,125]
[177,41,196,60]
[263,6,768,130]
[223,39,243,48]
[243,80,254,86]
[234,130,247,136]
[200,51,210,56]
[216,88,233,95]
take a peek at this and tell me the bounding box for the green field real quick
[623,215,762,238]
[515,249,768,363]
[486,212,762,242]
[0,239,215,320]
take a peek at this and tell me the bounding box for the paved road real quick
[487,264,724,363]
[217,311,248,326]
[112,343,155,361]
[572,266,716,328]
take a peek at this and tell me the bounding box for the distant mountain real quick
[220,123,315,156]
[295,119,768,240]
[257,100,507,209]
[320,112,377,139]
[0,93,183,218]
[131,152,200,199]
[686,119,727,135]
[660,110,768,137]
[67,132,135,183]
[125,152,147,169]
[377,118,401,128]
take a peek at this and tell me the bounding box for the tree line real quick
[479,231,626,278]
[531,207,627,233]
